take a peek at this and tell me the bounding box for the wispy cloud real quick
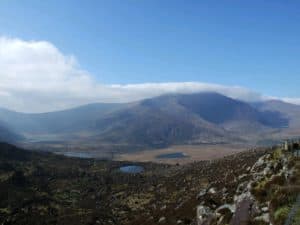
[0,37,298,113]
[277,97,300,105]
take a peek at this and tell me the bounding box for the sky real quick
[0,1,300,112]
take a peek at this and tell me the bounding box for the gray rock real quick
[197,205,215,225]
[208,187,216,194]
[197,189,207,199]
[254,213,270,223]
[158,216,166,223]
[216,204,236,213]
[160,205,167,210]
[222,187,227,194]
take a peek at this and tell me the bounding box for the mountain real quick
[0,103,126,135]
[169,93,288,128]
[0,93,297,150]
[93,96,233,148]
[89,93,289,148]
[254,99,300,129]
[0,121,23,143]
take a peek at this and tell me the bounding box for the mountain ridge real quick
[0,92,298,150]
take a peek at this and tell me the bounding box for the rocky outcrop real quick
[196,147,298,225]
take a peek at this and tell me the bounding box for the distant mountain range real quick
[1,92,300,151]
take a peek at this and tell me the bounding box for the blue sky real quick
[0,1,300,112]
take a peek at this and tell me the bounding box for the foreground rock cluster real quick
[196,148,300,225]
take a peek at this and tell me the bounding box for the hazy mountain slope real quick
[0,121,23,143]
[0,93,296,149]
[89,93,289,148]
[0,103,126,135]
[175,93,288,128]
[94,102,233,148]
[254,100,300,129]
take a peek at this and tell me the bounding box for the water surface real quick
[62,152,93,158]
[119,165,144,173]
[156,152,188,159]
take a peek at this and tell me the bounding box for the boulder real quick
[197,205,216,225]
[158,216,166,223]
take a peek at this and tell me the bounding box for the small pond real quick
[156,152,188,159]
[294,149,300,157]
[62,152,93,158]
[119,165,144,174]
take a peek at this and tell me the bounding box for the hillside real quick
[0,122,22,143]
[196,147,300,225]
[254,100,300,129]
[0,142,299,225]
[0,103,125,135]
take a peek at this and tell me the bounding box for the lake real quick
[62,152,93,158]
[119,165,144,173]
[156,152,188,159]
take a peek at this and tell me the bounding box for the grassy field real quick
[117,144,248,164]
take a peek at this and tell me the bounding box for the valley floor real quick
[117,144,249,164]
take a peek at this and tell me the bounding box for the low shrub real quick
[274,206,290,225]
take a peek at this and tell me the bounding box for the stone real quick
[160,205,167,210]
[158,217,166,223]
[197,205,215,225]
[216,204,235,213]
[230,198,252,225]
[197,189,207,199]
[251,156,265,172]
[254,213,270,223]
[222,187,227,194]
[238,174,247,180]
[208,187,216,194]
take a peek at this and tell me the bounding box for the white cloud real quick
[276,97,300,105]
[0,37,299,113]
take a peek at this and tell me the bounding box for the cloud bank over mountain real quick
[0,37,298,113]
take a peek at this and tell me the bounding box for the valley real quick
[2,3,300,224]
[1,92,300,161]
[1,92,300,225]
[117,144,248,164]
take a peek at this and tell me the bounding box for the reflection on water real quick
[62,152,92,158]
[119,165,144,173]
[156,152,188,159]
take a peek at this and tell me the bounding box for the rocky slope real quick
[196,147,300,225]
[0,143,299,225]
